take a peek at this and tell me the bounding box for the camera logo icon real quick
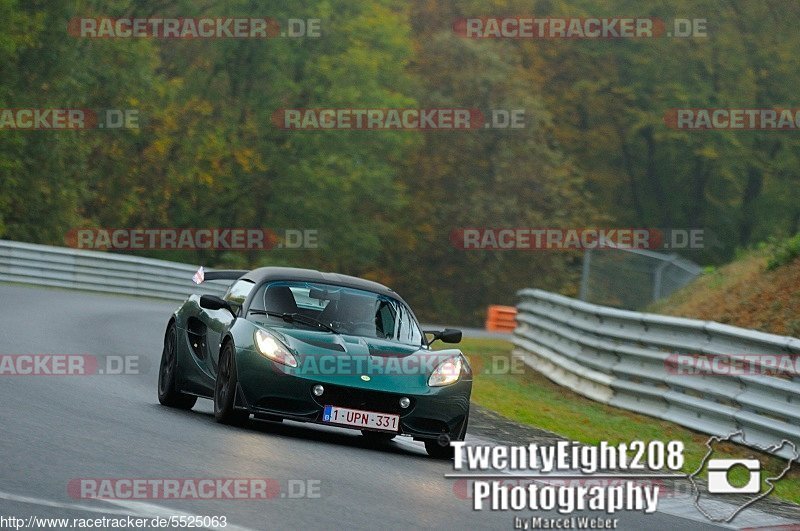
[707,459,761,494]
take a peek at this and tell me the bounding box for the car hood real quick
[265,326,465,393]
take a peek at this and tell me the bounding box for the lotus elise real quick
[157,267,471,458]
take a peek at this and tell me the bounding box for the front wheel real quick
[158,323,197,410]
[214,342,249,425]
[425,438,455,459]
[425,411,469,459]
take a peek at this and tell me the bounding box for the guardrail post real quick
[579,249,591,301]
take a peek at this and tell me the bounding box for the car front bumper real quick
[235,348,471,441]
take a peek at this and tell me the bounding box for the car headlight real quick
[255,329,298,367]
[428,356,463,387]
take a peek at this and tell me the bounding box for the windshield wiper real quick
[249,309,339,334]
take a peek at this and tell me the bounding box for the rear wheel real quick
[214,342,249,425]
[158,323,197,410]
[361,430,396,443]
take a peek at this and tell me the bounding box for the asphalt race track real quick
[0,284,725,530]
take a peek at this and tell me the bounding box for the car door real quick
[201,279,255,376]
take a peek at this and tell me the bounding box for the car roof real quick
[239,267,400,300]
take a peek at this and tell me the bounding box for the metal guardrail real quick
[514,289,800,458]
[0,239,228,301]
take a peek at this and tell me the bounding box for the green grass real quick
[452,338,800,504]
[768,233,800,270]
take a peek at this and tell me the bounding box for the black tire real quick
[425,411,469,459]
[158,323,197,410]
[214,342,249,425]
[425,439,455,459]
[361,430,396,443]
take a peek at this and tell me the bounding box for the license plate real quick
[322,405,399,432]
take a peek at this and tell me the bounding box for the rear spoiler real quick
[192,266,248,284]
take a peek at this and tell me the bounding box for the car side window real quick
[375,301,396,338]
[392,302,423,345]
[224,279,255,307]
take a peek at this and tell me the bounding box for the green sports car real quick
[157,266,471,458]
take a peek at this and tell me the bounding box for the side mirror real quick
[200,295,236,318]
[425,328,462,345]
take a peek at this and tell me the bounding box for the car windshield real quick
[254,281,424,346]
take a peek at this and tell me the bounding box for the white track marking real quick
[0,490,137,516]
[0,490,256,531]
